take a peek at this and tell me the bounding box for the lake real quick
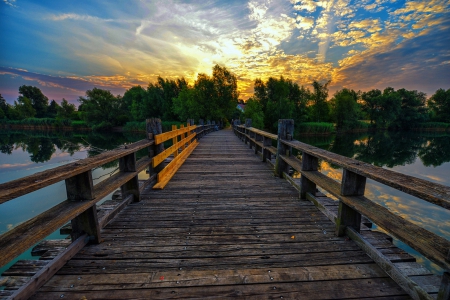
[0,129,449,277]
[0,130,147,276]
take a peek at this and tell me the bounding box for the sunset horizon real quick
[1,0,449,105]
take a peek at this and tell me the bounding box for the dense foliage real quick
[1,65,449,133]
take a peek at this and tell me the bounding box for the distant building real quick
[237,103,246,112]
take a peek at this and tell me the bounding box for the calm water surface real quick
[0,130,146,276]
[297,131,450,274]
[0,130,449,277]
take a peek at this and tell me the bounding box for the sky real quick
[1,0,449,105]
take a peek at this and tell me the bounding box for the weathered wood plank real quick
[0,139,153,204]
[154,125,196,145]
[8,234,89,300]
[31,277,408,299]
[301,170,450,271]
[38,263,389,291]
[283,139,450,210]
[153,140,199,189]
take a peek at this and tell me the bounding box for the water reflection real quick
[0,130,146,168]
[297,131,450,274]
[298,131,450,169]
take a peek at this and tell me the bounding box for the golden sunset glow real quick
[1,0,449,103]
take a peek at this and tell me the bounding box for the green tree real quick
[47,100,60,119]
[14,96,36,119]
[0,94,7,119]
[290,83,311,125]
[428,88,450,122]
[254,78,268,113]
[392,88,428,130]
[212,64,239,120]
[78,88,128,128]
[330,88,360,131]
[377,87,401,128]
[123,86,147,121]
[57,99,76,120]
[361,89,382,126]
[172,86,199,121]
[172,65,238,122]
[243,97,264,129]
[18,85,49,118]
[311,80,330,122]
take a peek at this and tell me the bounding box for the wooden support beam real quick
[119,153,140,203]
[336,169,366,236]
[146,118,164,174]
[153,141,199,189]
[300,152,317,199]
[262,136,272,162]
[346,227,434,300]
[275,119,294,178]
[245,119,251,145]
[172,124,178,157]
[65,170,101,244]
[8,234,89,300]
[438,272,450,300]
[255,133,262,155]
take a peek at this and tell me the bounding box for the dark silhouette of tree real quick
[330,88,360,131]
[78,88,129,129]
[428,88,450,122]
[18,85,49,118]
[47,100,60,119]
[311,80,330,122]
[418,135,450,167]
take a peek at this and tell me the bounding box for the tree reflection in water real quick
[297,131,450,169]
[0,130,145,168]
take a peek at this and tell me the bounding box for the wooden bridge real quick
[0,119,449,299]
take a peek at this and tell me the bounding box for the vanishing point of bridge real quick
[0,120,449,299]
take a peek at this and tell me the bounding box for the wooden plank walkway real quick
[29,129,410,299]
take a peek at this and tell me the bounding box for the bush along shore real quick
[0,119,90,131]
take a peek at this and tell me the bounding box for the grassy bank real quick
[0,118,89,131]
[412,122,450,132]
[123,121,183,132]
[297,122,335,135]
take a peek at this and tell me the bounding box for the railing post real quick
[199,119,204,138]
[172,124,179,157]
[438,271,450,300]
[146,118,164,174]
[245,119,252,148]
[438,250,450,300]
[65,170,101,243]
[335,169,366,236]
[119,152,140,202]
[255,133,262,155]
[300,153,318,199]
[262,136,272,162]
[275,119,294,178]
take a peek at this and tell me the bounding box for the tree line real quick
[243,77,450,132]
[1,64,449,132]
[0,65,238,130]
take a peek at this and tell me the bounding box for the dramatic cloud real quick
[0,0,449,102]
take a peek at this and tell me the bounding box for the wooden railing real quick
[0,118,216,299]
[233,119,450,300]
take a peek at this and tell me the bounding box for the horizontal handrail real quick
[0,139,153,205]
[238,125,278,140]
[0,155,151,267]
[232,121,450,274]
[155,125,197,145]
[152,132,197,168]
[0,117,217,297]
[282,139,450,210]
[152,123,202,189]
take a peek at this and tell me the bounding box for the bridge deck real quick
[31,129,409,299]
